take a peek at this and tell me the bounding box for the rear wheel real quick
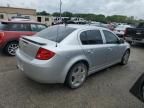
[4,41,19,56]
[65,63,88,89]
[121,50,130,65]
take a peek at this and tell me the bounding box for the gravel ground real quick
[0,45,144,108]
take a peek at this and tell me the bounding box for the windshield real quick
[36,25,76,43]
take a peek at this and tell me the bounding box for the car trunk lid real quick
[19,36,56,58]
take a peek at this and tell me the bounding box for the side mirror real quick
[119,38,125,44]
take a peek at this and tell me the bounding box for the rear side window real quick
[80,32,89,45]
[0,22,9,30]
[0,22,31,31]
[9,23,21,31]
[80,30,103,45]
[36,25,76,42]
[10,23,31,31]
[22,24,31,31]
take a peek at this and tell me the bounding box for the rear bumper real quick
[16,49,67,84]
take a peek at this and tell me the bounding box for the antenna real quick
[55,0,62,47]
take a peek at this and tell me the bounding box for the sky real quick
[0,0,144,19]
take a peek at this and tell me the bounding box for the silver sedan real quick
[16,24,130,89]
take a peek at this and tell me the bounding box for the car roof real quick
[59,24,108,30]
[0,20,45,24]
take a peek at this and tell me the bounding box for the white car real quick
[114,25,132,37]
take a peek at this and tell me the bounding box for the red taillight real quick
[0,32,4,43]
[36,48,55,60]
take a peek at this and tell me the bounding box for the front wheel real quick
[4,42,19,56]
[65,63,88,89]
[121,50,130,65]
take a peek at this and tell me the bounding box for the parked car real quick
[114,25,132,38]
[130,73,144,102]
[0,20,47,56]
[125,23,144,44]
[90,23,109,29]
[16,24,130,89]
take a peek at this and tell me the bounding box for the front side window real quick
[80,30,103,45]
[103,30,119,44]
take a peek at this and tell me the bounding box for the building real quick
[0,6,36,21]
[0,6,87,26]
[37,15,54,26]
[0,6,54,26]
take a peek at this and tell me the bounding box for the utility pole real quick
[60,0,62,22]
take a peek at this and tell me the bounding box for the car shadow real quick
[22,64,122,93]
[23,75,71,92]
[0,49,15,58]
[131,43,144,49]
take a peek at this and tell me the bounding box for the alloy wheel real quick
[7,43,18,56]
[123,51,130,65]
[70,63,87,88]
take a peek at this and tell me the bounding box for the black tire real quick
[4,41,19,56]
[141,84,144,101]
[65,62,88,89]
[121,50,130,65]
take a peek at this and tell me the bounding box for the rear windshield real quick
[36,25,76,43]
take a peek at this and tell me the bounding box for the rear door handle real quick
[87,50,94,54]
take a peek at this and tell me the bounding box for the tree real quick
[62,11,73,17]
[106,15,127,23]
[95,14,106,22]
[37,11,50,16]
[52,12,60,17]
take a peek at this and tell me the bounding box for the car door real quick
[102,30,123,65]
[80,29,108,73]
